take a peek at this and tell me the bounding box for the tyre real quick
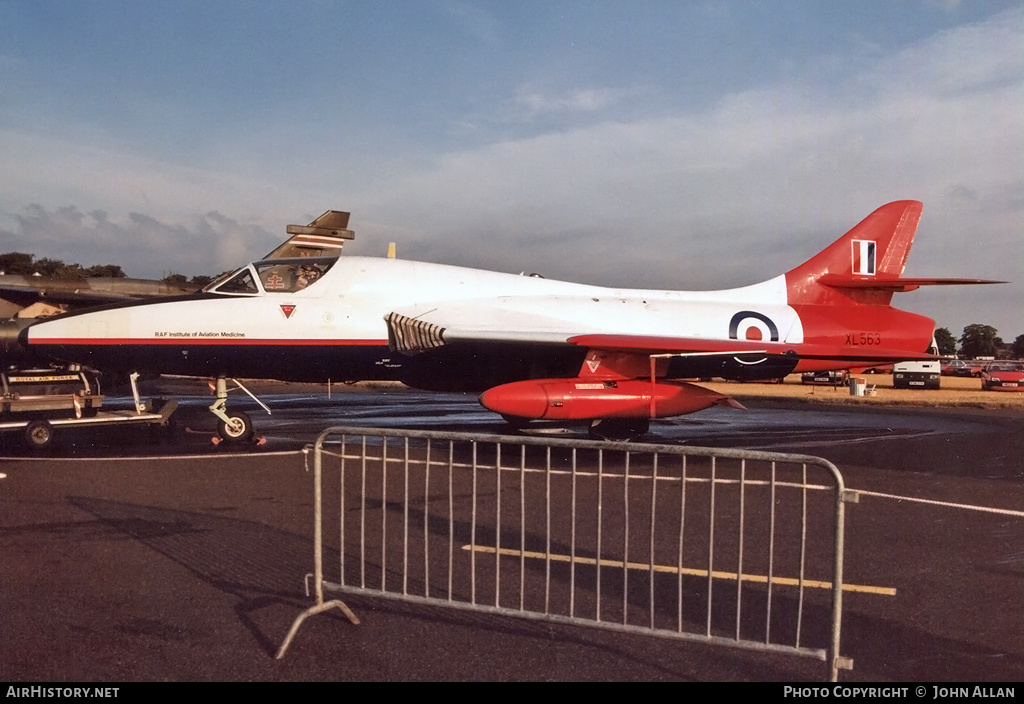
[217,410,254,443]
[23,420,55,450]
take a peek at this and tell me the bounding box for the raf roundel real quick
[728,311,779,343]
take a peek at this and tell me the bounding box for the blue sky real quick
[1,1,1021,339]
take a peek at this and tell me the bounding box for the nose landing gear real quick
[217,410,254,443]
[209,377,270,444]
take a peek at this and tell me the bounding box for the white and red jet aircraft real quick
[16,201,997,441]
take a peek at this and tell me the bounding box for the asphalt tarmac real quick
[1,388,1022,681]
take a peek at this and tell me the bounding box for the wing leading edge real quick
[567,334,937,366]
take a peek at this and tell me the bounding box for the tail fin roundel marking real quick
[852,240,876,276]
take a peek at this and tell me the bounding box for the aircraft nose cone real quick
[0,319,37,365]
[479,382,550,420]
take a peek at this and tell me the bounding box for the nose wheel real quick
[217,410,254,443]
[209,377,270,444]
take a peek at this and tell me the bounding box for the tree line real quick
[934,326,1023,360]
[0,251,127,279]
[0,251,212,286]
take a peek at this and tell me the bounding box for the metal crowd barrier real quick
[277,426,854,680]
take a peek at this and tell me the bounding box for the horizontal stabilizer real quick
[818,274,1006,293]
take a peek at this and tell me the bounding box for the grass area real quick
[702,374,1024,410]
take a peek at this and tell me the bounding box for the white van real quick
[892,361,941,389]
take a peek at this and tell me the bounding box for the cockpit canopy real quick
[205,257,337,295]
[203,209,353,296]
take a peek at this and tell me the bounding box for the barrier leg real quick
[276,598,360,659]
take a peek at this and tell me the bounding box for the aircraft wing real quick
[565,334,936,383]
[566,334,938,364]
[386,304,935,384]
[0,275,199,308]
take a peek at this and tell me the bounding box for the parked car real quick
[942,360,983,377]
[980,361,1024,391]
[801,370,849,386]
[892,361,941,389]
[940,360,970,376]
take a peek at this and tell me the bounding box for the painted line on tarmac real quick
[852,489,1024,517]
[464,544,896,596]
[748,429,937,450]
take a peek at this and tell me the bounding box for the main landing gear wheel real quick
[217,410,254,444]
[24,420,55,450]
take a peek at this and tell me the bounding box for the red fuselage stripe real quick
[31,338,388,346]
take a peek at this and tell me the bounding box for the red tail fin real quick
[785,201,922,306]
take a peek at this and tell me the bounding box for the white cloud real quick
[0,205,277,279]
[348,7,1023,333]
[514,85,629,117]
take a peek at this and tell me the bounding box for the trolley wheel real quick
[217,410,254,444]
[24,420,55,450]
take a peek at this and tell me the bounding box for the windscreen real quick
[206,257,337,295]
[254,258,335,293]
[210,267,259,294]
